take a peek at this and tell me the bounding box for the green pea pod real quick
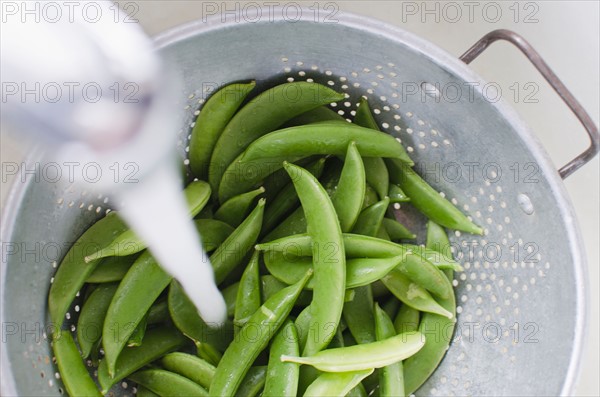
[403,277,456,394]
[402,221,457,394]
[196,342,223,366]
[377,224,391,241]
[103,251,172,376]
[388,184,410,203]
[282,106,346,128]
[346,382,368,397]
[304,369,374,397]
[381,269,452,319]
[332,142,366,232]
[236,366,268,397]
[394,304,420,334]
[283,106,346,127]
[374,304,405,397]
[129,369,208,396]
[382,218,416,240]
[48,211,129,328]
[283,163,346,356]
[211,199,265,284]
[343,286,376,344]
[363,185,380,209]
[295,306,312,353]
[222,281,240,317]
[219,124,412,202]
[147,299,170,325]
[84,181,212,261]
[258,234,461,271]
[136,386,159,397]
[263,157,326,234]
[240,124,412,165]
[215,187,265,228]
[281,332,425,372]
[161,352,216,389]
[327,326,345,349]
[53,331,101,396]
[363,157,390,201]
[209,82,344,194]
[264,320,300,397]
[352,197,390,237]
[396,254,453,299]
[127,312,148,347]
[234,251,261,334]
[352,99,391,201]
[86,254,138,283]
[189,81,256,180]
[135,385,160,397]
[264,251,406,290]
[193,219,236,252]
[77,283,118,358]
[426,220,454,280]
[168,280,233,351]
[386,159,482,234]
[381,296,401,321]
[209,270,312,397]
[261,275,313,308]
[97,327,187,393]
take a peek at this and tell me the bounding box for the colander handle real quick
[459,29,599,179]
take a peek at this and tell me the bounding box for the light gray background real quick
[1,1,598,395]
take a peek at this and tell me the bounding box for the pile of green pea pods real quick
[48,81,483,396]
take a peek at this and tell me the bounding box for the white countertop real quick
[1,1,598,395]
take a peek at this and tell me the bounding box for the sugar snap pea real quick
[381,295,401,320]
[283,106,346,127]
[146,298,170,325]
[161,352,216,389]
[240,124,412,164]
[189,81,256,180]
[374,303,405,397]
[84,181,212,261]
[193,218,236,252]
[236,366,267,397]
[97,326,187,393]
[353,98,391,200]
[394,304,420,334]
[196,341,223,366]
[129,369,208,396]
[85,254,138,283]
[381,269,452,319]
[402,221,457,394]
[168,280,233,351]
[388,184,410,203]
[53,331,101,396]
[352,197,390,237]
[263,320,300,397]
[386,159,482,234]
[102,251,172,376]
[426,220,454,279]
[126,312,147,347]
[209,270,312,396]
[263,251,406,290]
[49,211,128,329]
[215,187,265,228]
[283,163,345,356]
[382,217,416,240]
[281,331,425,372]
[77,283,118,358]
[136,386,159,397]
[262,157,326,234]
[209,82,344,194]
[347,382,368,397]
[343,286,376,344]
[211,199,265,284]
[257,233,461,271]
[331,142,365,232]
[304,369,374,397]
[234,251,261,334]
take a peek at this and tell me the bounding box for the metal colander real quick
[1,10,598,397]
